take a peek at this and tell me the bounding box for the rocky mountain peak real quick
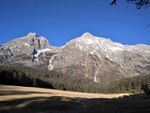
[79,32,112,43]
[23,32,49,49]
[0,33,50,60]
[81,32,94,38]
[64,32,119,53]
[26,32,37,38]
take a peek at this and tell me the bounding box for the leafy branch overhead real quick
[110,0,150,9]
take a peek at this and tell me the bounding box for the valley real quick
[0,0,150,112]
[0,33,150,112]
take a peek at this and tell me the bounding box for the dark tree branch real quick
[110,0,117,5]
[110,0,150,9]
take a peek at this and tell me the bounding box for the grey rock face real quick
[0,33,50,66]
[0,32,150,84]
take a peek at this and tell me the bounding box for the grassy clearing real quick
[0,85,130,100]
[0,85,150,113]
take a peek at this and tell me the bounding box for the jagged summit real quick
[81,32,94,38]
[0,32,50,60]
[26,32,37,38]
[79,32,112,41]
[65,32,122,53]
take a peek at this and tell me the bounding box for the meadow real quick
[0,85,150,113]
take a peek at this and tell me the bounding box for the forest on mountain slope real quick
[108,74,150,93]
[0,64,103,93]
[0,64,150,93]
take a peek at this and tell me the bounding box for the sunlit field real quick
[0,85,150,113]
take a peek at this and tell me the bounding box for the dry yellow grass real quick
[0,85,131,101]
[0,85,150,113]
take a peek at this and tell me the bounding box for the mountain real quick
[0,32,150,84]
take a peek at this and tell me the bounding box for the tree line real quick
[108,74,150,93]
[0,64,150,94]
[0,64,104,93]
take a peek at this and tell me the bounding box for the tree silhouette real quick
[110,0,117,5]
[141,84,150,95]
[110,0,150,9]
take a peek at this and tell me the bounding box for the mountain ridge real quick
[0,32,150,84]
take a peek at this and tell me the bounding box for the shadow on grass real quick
[0,93,150,113]
[0,90,51,96]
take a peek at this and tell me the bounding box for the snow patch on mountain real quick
[48,54,56,70]
[109,46,124,51]
[32,48,51,62]
[24,42,30,47]
[94,69,98,83]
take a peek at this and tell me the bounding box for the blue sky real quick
[0,0,150,46]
